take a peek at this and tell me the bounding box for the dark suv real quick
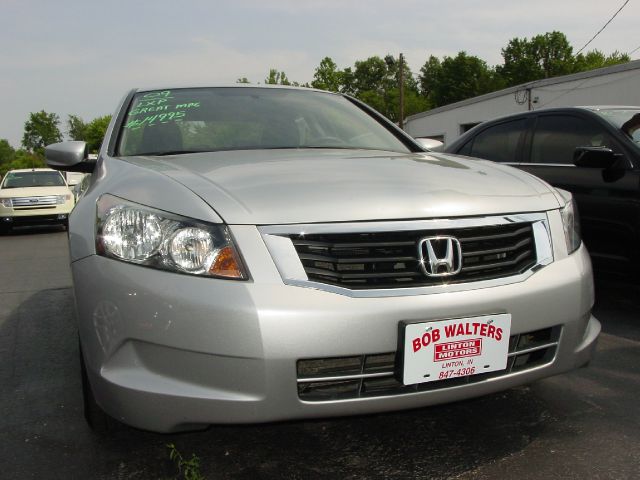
[446,106,640,277]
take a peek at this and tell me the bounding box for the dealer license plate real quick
[400,314,511,385]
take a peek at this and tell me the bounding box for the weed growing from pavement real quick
[167,443,205,480]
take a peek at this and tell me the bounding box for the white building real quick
[405,59,640,147]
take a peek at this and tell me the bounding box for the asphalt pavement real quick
[0,227,638,479]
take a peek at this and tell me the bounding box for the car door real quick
[518,113,640,275]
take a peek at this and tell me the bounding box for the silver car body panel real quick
[74,234,597,432]
[120,150,562,225]
[61,86,599,432]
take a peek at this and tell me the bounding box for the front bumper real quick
[73,228,599,433]
[1,203,73,227]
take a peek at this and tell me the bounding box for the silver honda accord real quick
[45,86,599,433]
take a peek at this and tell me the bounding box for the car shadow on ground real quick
[1,281,637,479]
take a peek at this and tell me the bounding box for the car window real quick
[592,109,640,144]
[117,88,412,156]
[457,139,472,156]
[467,119,526,163]
[1,171,66,189]
[530,115,618,165]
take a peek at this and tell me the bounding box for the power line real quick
[630,44,640,56]
[575,0,631,55]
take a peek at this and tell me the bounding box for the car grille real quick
[10,196,59,209]
[289,223,536,290]
[297,326,560,401]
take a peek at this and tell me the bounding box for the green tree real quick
[574,50,630,72]
[67,114,87,140]
[349,56,406,120]
[309,55,427,122]
[236,77,250,84]
[0,149,44,176]
[420,52,500,107]
[498,31,575,86]
[352,56,390,94]
[311,57,342,92]
[265,69,291,85]
[22,110,63,155]
[84,115,112,153]
[418,55,441,98]
[0,139,16,166]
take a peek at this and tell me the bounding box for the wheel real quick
[0,224,11,235]
[79,341,120,433]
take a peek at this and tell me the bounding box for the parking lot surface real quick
[1,228,638,479]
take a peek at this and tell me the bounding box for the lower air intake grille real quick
[297,326,560,401]
[290,222,537,290]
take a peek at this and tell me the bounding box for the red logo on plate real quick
[434,338,482,361]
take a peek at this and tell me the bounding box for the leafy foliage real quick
[574,50,630,72]
[0,148,45,176]
[419,52,503,108]
[84,115,112,153]
[67,114,88,141]
[0,139,16,166]
[309,55,428,122]
[22,110,63,155]
[167,443,205,480]
[497,31,629,88]
[311,57,342,92]
[265,69,292,85]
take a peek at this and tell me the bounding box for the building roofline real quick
[406,59,640,122]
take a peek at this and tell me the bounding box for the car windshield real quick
[117,87,412,156]
[1,171,66,189]
[593,108,640,144]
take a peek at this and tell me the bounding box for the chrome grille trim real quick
[260,213,553,298]
[296,341,560,385]
[11,196,59,207]
[297,326,561,401]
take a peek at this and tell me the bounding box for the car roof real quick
[488,105,640,120]
[133,84,336,95]
[458,106,629,130]
[578,105,640,112]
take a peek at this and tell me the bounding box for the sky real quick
[1,0,639,148]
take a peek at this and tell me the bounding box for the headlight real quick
[56,194,73,204]
[96,195,247,279]
[0,198,12,208]
[559,193,581,254]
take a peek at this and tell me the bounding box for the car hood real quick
[122,149,561,225]
[0,186,71,198]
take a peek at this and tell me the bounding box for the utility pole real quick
[399,53,405,130]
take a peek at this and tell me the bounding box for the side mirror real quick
[45,141,96,173]
[414,138,444,151]
[573,146,620,169]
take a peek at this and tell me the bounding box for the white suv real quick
[0,168,75,233]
